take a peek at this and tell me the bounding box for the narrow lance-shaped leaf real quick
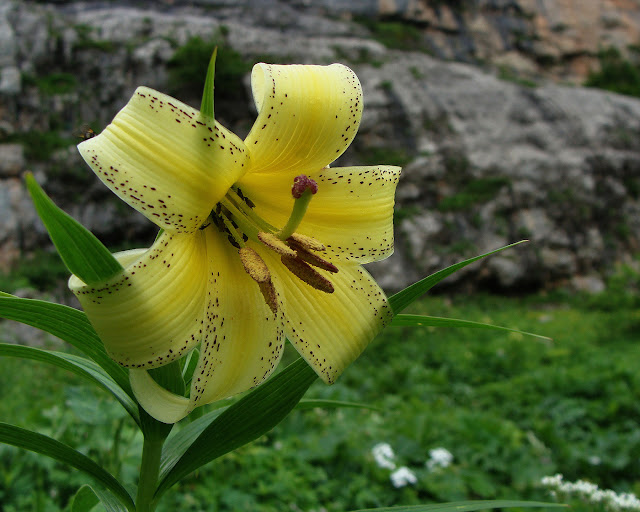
[391,314,551,340]
[25,172,123,285]
[156,358,317,499]
[389,241,528,314]
[200,47,217,119]
[0,344,139,426]
[0,423,136,512]
[0,296,132,397]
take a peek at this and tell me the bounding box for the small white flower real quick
[426,447,453,471]
[588,455,602,466]
[372,442,396,470]
[390,466,417,488]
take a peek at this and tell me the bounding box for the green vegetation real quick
[73,24,116,52]
[356,18,425,52]
[0,251,69,293]
[358,147,413,167]
[497,66,538,88]
[6,131,75,161]
[22,72,79,95]
[1,260,639,510]
[438,177,510,212]
[168,32,252,104]
[585,47,640,98]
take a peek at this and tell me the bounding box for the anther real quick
[287,233,326,252]
[239,247,270,283]
[281,255,334,293]
[286,241,338,273]
[258,232,297,257]
[258,280,278,314]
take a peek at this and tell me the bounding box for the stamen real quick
[258,280,278,314]
[281,255,334,293]
[258,232,297,257]
[287,233,326,252]
[239,247,270,283]
[278,175,318,241]
[286,240,338,273]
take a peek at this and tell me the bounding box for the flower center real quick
[203,175,338,312]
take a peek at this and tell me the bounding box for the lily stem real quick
[135,434,164,512]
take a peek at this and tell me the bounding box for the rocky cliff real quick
[2,0,640,293]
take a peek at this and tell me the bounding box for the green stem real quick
[278,190,313,241]
[135,435,164,512]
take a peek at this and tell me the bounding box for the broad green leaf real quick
[200,47,217,118]
[349,500,565,512]
[0,344,139,425]
[72,485,130,512]
[25,172,122,285]
[389,241,527,314]
[156,357,317,498]
[392,314,551,340]
[0,423,135,512]
[0,296,131,396]
[295,399,379,411]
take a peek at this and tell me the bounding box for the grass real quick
[585,47,640,98]
[0,267,639,510]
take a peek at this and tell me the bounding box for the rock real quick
[0,144,25,177]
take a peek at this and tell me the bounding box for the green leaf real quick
[156,358,317,499]
[0,423,135,511]
[71,485,99,512]
[0,296,131,396]
[200,47,217,119]
[349,500,565,512]
[389,241,527,314]
[0,344,139,425]
[25,172,123,285]
[72,485,130,512]
[295,399,379,411]
[391,314,551,340]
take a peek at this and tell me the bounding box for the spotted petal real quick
[78,87,249,234]
[257,247,393,384]
[238,63,362,192]
[130,229,284,424]
[242,165,401,263]
[68,231,208,368]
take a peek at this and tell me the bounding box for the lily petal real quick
[69,231,208,368]
[257,247,393,384]
[78,87,249,234]
[239,63,362,191]
[243,165,401,263]
[129,230,285,424]
[190,230,285,407]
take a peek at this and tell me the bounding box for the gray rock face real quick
[1,0,639,293]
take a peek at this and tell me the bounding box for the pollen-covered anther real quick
[258,280,278,314]
[287,240,338,273]
[239,247,271,283]
[291,175,318,199]
[281,254,334,293]
[287,233,326,252]
[258,231,297,256]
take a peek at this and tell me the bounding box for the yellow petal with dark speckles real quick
[68,231,208,368]
[78,86,249,234]
[238,63,362,191]
[257,247,393,384]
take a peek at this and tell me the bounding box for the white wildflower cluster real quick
[371,443,417,488]
[425,447,454,472]
[541,474,640,511]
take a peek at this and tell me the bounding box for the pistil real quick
[277,175,318,241]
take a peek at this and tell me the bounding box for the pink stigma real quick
[292,175,318,199]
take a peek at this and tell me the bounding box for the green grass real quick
[585,47,640,98]
[438,177,511,211]
[1,276,639,510]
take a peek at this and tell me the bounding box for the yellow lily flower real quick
[69,62,401,423]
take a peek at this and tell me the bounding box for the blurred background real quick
[1,1,639,511]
